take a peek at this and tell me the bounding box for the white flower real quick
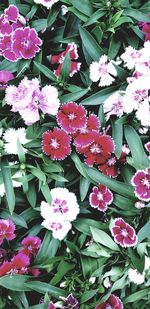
[89,55,117,87]
[103,277,111,288]
[134,201,145,209]
[3,128,29,155]
[33,0,59,9]
[103,91,124,119]
[42,213,72,240]
[40,187,80,240]
[145,256,150,270]
[40,85,60,116]
[128,268,145,285]
[136,100,150,127]
[120,46,144,70]
[61,5,68,15]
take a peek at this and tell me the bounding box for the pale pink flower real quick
[136,101,150,127]
[121,46,144,69]
[103,91,124,119]
[90,55,117,87]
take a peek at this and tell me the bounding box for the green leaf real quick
[124,288,150,303]
[17,138,26,163]
[1,159,15,215]
[84,9,106,26]
[60,88,89,103]
[80,85,118,105]
[80,176,90,201]
[128,248,145,273]
[80,289,98,303]
[47,6,60,28]
[60,52,71,81]
[40,183,52,204]
[30,167,46,183]
[26,182,37,208]
[0,275,31,291]
[35,231,59,265]
[137,221,150,244]
[0,59,18,72]
[123,8,150,22]
[50,260,75,285]
[112,120,123,158]
[70,0,93,17]
[31,19,47,32]
[90,227,120,251]
[74,218,107,235]
[24,281,67,298]
[124,126,149,170]
[33,62,57,82]
[79,27,103,61]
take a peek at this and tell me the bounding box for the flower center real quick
[23,39,30,47]
[50,222,62,231]
[52,198,68,214]
[108,157,116,166]
[90,143,101,154]
[105,305,112,309]
[97,192,103,200]
[68,113,76,120]
[98,63,107,75]
[121,229,128,237]
[50,138,59,149]
[142,177,150,188]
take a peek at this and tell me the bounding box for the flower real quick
[57,102,87,133]
[111,218,138,248]
[0,252,30,277]
[21,236,42,257]
[135,100,150,127]
[141,23,150,41]
[40,85,60,116]
[120,46,144,69]
[89,184,113,212]
[40,187,79,240]
[47,303,56,309]
[131,168,150,202]
[12,27,42,59]
[33,0,59,9]
[0,71,14,88]
[134,201,145,209]
[0,220,15,245]
[103,91,124,119]
[3,128,29,155]
[41,187,79,222]
[0,5,19,36]
[76,132,115,166]
[62,294,79,309]
[51,42,81,77]
[0,34,19,62]
[95,294,123,309]
[145,142,150,153]
[42,128,71,160]
[128,268,145,285]
[89,55,117,87]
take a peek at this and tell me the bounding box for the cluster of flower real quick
[40,187,79,240]
[90,42,150,127]
[5,76,60,125]
[0,5,42,62]
[0,219,41,277]
[42,102,130,177]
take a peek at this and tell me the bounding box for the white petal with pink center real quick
[42,214,72,240]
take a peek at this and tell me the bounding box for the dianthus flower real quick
[141,23,150,41]
[5,77,60,125]
[89,55,117,87]
[95,294,123,309]
[120,46,144,70]
[89,184,113,212]
[42,128,71,160]
[3,128,29,155]
[62,294,79,309]
[103,91,124,119]
[73,114,100,147]
[47,303,56,309]
[0,5,19,36]
[111,218,138,248]
[0,252,30,277]
[51,42,81,77]
[0,71,14,89]
[57,102,87,133]
[12,27,42,59]
[34,0,59,9]
[0,219,15,245]
[76,132,114,166]
[128,268,145,285]
[21,236,41,257]
[145,142,150,153]
[131,168,150,202]
[135,100,150,127]
[40,187,79,240]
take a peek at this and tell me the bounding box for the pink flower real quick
[47,303,56,309]
[142,23,150,41]
[89,184,113,212]
[131,168,150,202]
[0,35,20,62]
[57,102,87,133]
[0,219,15,245]
[0,5,19,36]
[0,71,14,88]
[73,114,100,147]
[0,252,30,277]
[111,218,138,248]
[21,236,41,257]
[95,294,123,309]
[145,142,150,153]
[4,5,19,23]
[51,42,81,77]
[103,91,124,119]
[42,128,71,160]
[76,132,114,166]
[12,27,42,59]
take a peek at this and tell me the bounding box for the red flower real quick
[51,42,81,77]
[89,184,113,212]
[76,132,114,166]
[141,23,150,41]
[12,27,42,59]
[57,102,87,134]
[47,303,55,309]
[73,114,100,147]
[0,219,15,245]
[111,218,138,248]
[42,128,71,160]
[131,168,150,202]
[95,294,123,309]
[0,252,30,277]
[21,236,41,257]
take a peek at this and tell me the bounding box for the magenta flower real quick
[0,219,15,245]
[0,71,14,88]
[57,102,87,134]
[0,252,30,277]
[42,128,71,160]
[47,303,56,309]
[21,236,42,257]
[131,168,150,202]
[89,184,113,212]
[0,35,20,62]
[111,218,138,248]
[12,27,42,59]
[0,5,19,36]
[95,294,123,309]
[51,42,81,77]
[145,142,150,153]
[141,23,150,41]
